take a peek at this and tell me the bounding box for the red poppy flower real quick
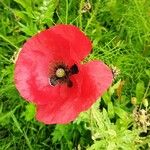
[14,24,113,124]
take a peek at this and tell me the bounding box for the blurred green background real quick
[0,0,150,149]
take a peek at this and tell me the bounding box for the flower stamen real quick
[70,64,79,75]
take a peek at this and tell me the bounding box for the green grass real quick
[0,0,150,149]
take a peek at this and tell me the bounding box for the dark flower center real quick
[49,64,79,87]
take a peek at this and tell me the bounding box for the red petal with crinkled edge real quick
[36,61,113,124]
[49,24,92,61]
[76,61,113,110]
[14,26,81,105]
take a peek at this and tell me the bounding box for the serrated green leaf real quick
[40,0,58,26]
[13,0,34,19]
[102,108,111,126]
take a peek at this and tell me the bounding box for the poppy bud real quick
[131,97,137,105]
[142,98,148,107]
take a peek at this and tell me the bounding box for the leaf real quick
[14,0,33,18]
[18,22,38,36]
[40,0,58,26]
[102,92,111,104]
[52,125,64,143]
[14,0,31,9]
[22,103,36,121]
[92,107,104,129]
[12,9,29,21]
[114,107,128,120]
[136,81,145,102]
[108,101,115,119]
[0,112,11,125]
[102,108,111,127]
[109,79,121,96]
[87,140,106,150]
[145,69,150,78]
[107,142,116,150]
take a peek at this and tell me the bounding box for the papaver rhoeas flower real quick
[14,24,113,124]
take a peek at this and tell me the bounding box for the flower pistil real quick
[49,63,79,87]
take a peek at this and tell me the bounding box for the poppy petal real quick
[36,74,82,124]
[14,28,78,105]
[36,61,113,124]
[76,60,113,110]
[50,24,92,61]
[36,98,79,124]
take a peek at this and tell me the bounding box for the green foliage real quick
[21,103,36,121]
[145,69,150,79]
[136,81,145,102]
[52,122,92,150]
[86,108,139,150]
[0,0,150,149]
